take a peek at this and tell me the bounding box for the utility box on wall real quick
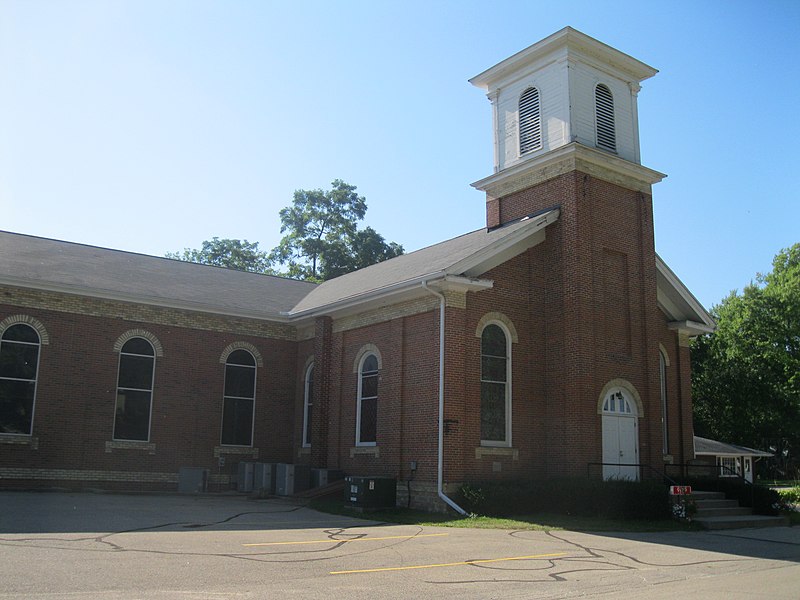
[344,476,397,510]
[253,463,276,494]
[275,464,311,496]
[311,468,344,488]
[237,462,254,493]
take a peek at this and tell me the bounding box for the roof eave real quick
[0,276,293,324]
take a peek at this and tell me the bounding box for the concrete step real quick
[694,514,788,530]
[694,498,740,510]
[694,506,753,518]
[689,491,726,501]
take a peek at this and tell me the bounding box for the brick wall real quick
[0,290,298,490]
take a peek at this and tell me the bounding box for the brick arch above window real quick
[0,314,50,345]
[658,343,671,367]
[474,312,519,343]
[597,379,643,417]
[219,341,264,367]
[113,329,164,357]
[352,344,382,373]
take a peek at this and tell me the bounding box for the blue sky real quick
[1,0,798,309]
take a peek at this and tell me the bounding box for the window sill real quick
[214,446,259,458]
[106,440,156,454]
[475,446,518,460]
[350,446,380,458]
[0,434,38,449]
[297,447,311,457]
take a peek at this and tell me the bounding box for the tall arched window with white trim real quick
[221,349,256,446]
[114,337,155,441]
[519,86,541,155]
[0,324,41,435]
[480,323,511,446]
[302,363,314,447]
[356,354,379,446]
[595,83,616,153]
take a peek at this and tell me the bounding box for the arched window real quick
[602,389,635,414]
[302,363,314,447]
[221,349,256,446]
[595,83,616,153]
[659,350,669,454]
[519,86,541,155]
[480,323,511,445]
[114,337,155,441]
[356,353,379,446]
[0,324,41,435]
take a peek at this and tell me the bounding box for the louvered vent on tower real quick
[595,83,616,153]
[518,87,541,155]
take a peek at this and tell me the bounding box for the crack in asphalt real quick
[424,528,744,586]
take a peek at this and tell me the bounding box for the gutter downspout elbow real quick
[421,281,467,516]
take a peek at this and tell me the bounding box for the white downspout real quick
[422,281,468,515]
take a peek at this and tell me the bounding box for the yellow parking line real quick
[243,533,449,547]
[330,552,568,575]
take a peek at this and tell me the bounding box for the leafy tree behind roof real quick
[268,179,403,282]
[166,237,272,273]
[692,243,800,471]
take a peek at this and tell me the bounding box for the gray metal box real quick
[252,462,276,494]
[237,462,254,493]
[311,468,344,488]
[177,467,209,494]
[275,463,311,496]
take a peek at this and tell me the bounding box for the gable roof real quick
[656,256,716,335]
[0,230,316,320]
[694,436,772,458]
[288,209,560,317]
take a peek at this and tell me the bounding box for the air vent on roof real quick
[518,86,541,155]
[595,83,616,153]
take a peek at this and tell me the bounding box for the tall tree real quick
[692,243,800,467]
[269,179,403,281]
[166,237,272,273]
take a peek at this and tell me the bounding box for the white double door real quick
[602,412,639,481]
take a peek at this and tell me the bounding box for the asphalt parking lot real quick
[1,491,799,599]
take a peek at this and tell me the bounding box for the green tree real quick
[166,237,272,273]
[269,179,403,281]
[692,243,800,468]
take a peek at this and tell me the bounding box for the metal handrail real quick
[586,462,680,487]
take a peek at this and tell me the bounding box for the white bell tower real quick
[470,27,657,174]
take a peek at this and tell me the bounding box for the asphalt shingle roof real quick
[0,231,317,319]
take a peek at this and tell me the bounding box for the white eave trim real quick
[469,26,657,91]
[450,209,559,276]
[656,255,716,331]
[668,320,715,336]
[471,143,665,197]
[286,273,493,320]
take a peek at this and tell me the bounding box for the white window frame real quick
[717,456,740,478]
[0,323,41,437]
[480,321,513,448]
[113,337,156,442]
[355,352,379,447]
[220,349,257,447]
[302,362,314,448]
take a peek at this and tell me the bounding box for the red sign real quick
[670,485,692,495]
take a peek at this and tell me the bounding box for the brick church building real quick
[0,28,713,510]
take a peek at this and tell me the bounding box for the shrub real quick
[457,478,670,520]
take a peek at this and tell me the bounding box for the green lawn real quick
[308,498,697,532]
